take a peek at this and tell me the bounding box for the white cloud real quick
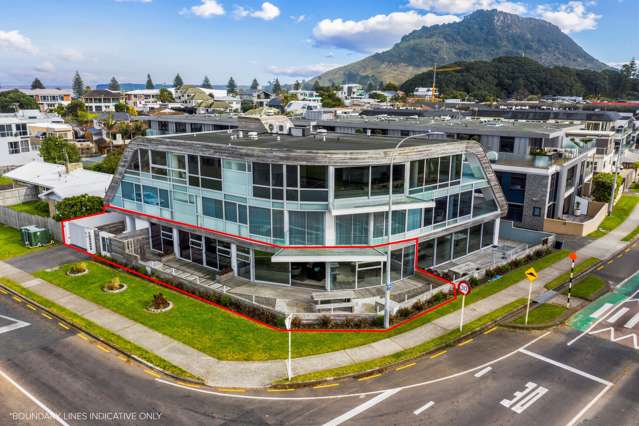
[290,15,305,23]
[235,2,280,20]
[408,0,527,15]
[187,0,225,17]
[536,1,601,33]
[312,11,460,53]
[34,61,55,73]
[267,63,341,77]
[0,30,38,54]
[59,48,84,62]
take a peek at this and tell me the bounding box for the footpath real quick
[2,196,639,388]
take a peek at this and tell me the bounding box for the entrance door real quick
[291,262,326,289]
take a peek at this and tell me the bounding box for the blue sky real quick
[0,0,637,87]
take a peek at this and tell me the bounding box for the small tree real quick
[250,78,259,90]
[383,82,399,91]
[173,73,184,88]
[145,73,154,89]
[31,78,45,90]
[202,76,212,88]
[54,194,104,221]
[293,80,301,91]
[312,80,321,91]
[227,77,237,95]
[241,99,255,112]
[39,135,80,164]
[0,89,39,112]
[369,92,387,102]
[114,102,127,112]
[158,88,174,102]
[91,148,123,174]
[72,71,85,98]
[272,78,282,94]
[592,173,623,203]
[64,99,86,117]
[108,77,121,91]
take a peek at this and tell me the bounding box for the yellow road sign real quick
[525,267,538,282]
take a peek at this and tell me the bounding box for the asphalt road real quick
[0,242,637,425]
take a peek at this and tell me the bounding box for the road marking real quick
[77,334,89,341]
[12,296,22,303]
[617,254,624,259]
[596,265,605,271]
[474,366,492,378]
[267,388,295,392]
[0,368,70,426]
[0,288,7,294]
[395,362,416,371]
[413,401,435,415]
[565,383,613,426]
[624,248,631,253]
[430,350,447,359]
[41,313,52,320]
[0,315,30,335]
[217,387,245,393]
[323,389,401,426]
[607,260,614,265]
[57,322,69,330]
[118,355,128,362]
[357,373,382,381]
[501,382,548,414]
[590,303,613,319]
[624,313,639,329]
[95,344,111,353]
[313,383,339,389]
[458,338,473,347]
[606,307,629,323]
[519,349,611,385]
[144,369,161,378]
[483,326,498,334]
[153,332,552,402]
[589,327,639,349]
[26,304,36,311]
[176,381,201,388]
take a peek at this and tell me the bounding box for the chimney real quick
[65,162,83,173]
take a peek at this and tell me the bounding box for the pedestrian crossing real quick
[588,299,639,350]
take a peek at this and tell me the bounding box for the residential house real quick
[20,89,72,112]
[82,89,124,113]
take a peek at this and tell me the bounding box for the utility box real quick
[20,225,51,248]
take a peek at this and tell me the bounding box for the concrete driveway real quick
[6,245,87,273]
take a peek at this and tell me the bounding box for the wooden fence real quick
[0,206,63,241]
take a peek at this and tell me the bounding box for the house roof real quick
[5,161,112,201]
[82,89,123,98]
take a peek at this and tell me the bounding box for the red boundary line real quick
[60,206,459,333]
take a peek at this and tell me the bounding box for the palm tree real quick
[102,113,117,151]
[130,120,146,138]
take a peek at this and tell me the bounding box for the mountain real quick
[313,10,609,86]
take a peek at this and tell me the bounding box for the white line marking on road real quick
[568,288,639,347]
[590,303,613,319]
[322,389,401,426]
[0,314,30,335]
[0,369,69,426]
[519,349,611,385]
[413,401,435,415]
[607,308,629,323]
[501,382,548,414]
[623,312,639,329]
[474,366,492,378]
[565,383,613,426]
[589,327,639,350]
[154,332,552,401]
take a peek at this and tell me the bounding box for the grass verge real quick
[34,250,567,361]
[588,195,639,239]
[544,257,600,290]
[277,298,527,384]
[563,275,607,300]
[512,303,567,325]
[8,200,51,217]
[622,225,639,242]
[0,224,51,260]
[0,277,200,381]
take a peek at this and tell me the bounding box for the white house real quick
[20,89,72,112]
[414,87,438,99]
[82,89,124,112]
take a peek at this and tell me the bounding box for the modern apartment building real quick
[20,89,72,111]
[82,89,124,112]
[103,127,506,292]
[0,110,65,169]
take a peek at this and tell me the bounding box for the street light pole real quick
[384,132,433,329]
[609,137,624,214]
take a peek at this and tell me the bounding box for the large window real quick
[289,211,324,245]
[254,250,290,284]
[248,207,284,240]
[499,136,515,153]
[202,197,223,219]
[204,238,231,270]
[435,234,452,265]
[336,214,368,244]
[255,163,328,202]
[410,155,461,191]
[472,188,498,217]
[121,181,142,202]
[142,185,170,208]
[334,167,369,199]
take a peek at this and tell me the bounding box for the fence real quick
[0,206,62,241]
[0,186,38,206]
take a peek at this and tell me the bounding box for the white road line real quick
[568,288,639,347]
[623,312,639,329]
[0,369,69,426]
[413,401,435,415]
[0,314,30,335]
[322,389,401,426]
[589,327,639,349]
[607,308,629,324]
[590,303,613,319]
[474,366,492,378]
[519,349,611,386]
[565,383,614,426]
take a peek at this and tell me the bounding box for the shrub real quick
[69,262,88,274]
[318,315,333,329]
[291,316,302,329]
[106,276,122,291]
[150,293,170,310]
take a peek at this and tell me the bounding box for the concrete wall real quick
[521,174,550,231]
[499,219,554,246]
[543,201,607,236]
[0,186,37,206]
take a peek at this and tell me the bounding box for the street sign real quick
[458,280,471,296]
[525,267,538,282]
[569,252,577,261]
[284,314,293,330]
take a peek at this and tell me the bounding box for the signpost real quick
[567,252,577,308]
[524,267,538,325]
[458,280,471,332]
[285,314,293,381]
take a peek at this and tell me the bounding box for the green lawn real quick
[630,182,639,193]
[8,200,50,217]
[34,250,568,361]
[0,175,14,187]
[544,257,600,290]
[622,225,639,242]
[279,298,528,384]
[588,195,639,239]
[563,275,607,300]
[0,224,50,260]
[512,303,567,325]
[0,278,200,381]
